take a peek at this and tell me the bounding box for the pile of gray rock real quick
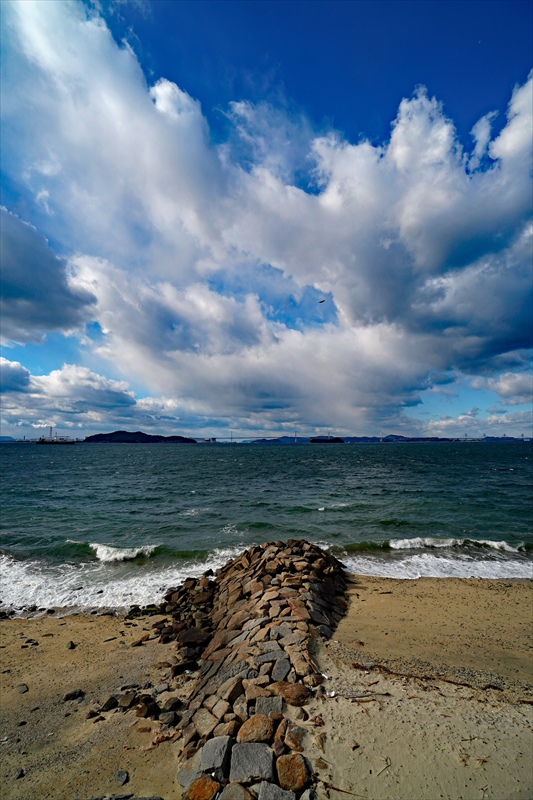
[157,539,348,800]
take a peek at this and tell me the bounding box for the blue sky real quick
[1,0,531,439]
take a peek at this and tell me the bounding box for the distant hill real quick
[0,436,15,442]
[84,430,197,443]
[310,436,345,443]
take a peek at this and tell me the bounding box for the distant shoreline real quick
[1,430,530,444]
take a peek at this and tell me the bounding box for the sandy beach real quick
[1,576,532,800]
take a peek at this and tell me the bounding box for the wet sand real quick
[1,576,532,800]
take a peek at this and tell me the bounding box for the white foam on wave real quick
[389,537,526,553]
[90,544,158,562]
[341,552,533,580]
[0,544,248,613]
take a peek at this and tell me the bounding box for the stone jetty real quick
[148,539,348,800]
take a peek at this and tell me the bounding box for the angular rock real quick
[219,783,253,800]
[276,754,309,791]
[272,738,285,757]
[284,722,306,752]
[255,696,283,716]
[212,699,231,720]
[62,688,84,702]
[233,694,248,723]
[268,682,310,706]
[116,770,129,786]
[118,691,138,709]
[257,783,296,800]
[183,775,220,800]
[229,743,275,783]
[236,714,274,744]
[15,684,29,694]
[217,676,244,705]
[244,683,270,702]
[213,720,241,737]
[271,658,291,682]
[177,750,203,789]
[254,651,281,665]
[193,708,218,738]
[201,735,233,774]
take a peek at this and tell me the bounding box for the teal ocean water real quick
[1,441,532,612]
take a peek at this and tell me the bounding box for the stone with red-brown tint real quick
[276,754,309,791]
[213,720,241,737]
[219,783,253,800]
[236,713,274,744]
[272,738,285,757]
[183,775,220,800]
[274,718,288,741]
[284,722,306,752]
[287,600,310,621]
[268,682,310,707]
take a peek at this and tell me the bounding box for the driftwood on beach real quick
[138,539,349,799]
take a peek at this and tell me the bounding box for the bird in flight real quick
[319,299,325,303]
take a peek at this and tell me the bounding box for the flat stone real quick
[242,617,269,631]
[201,735,233,774]
[118,692,138,709]
[276,754,308,791]
[259,641,281,652]
[212,699,231,720]
[255,696,283,716]
[233,694,248,722]
[254,651,281,665]
[203,695,219,712]
[217,676,244,705]
[308,608,330,627]
[183,775,220,800]
[244,683,270,702]
[317,625,332,639]
[268,682,310,707]
[177,750,204,789]
[287,600,310,620]
[193,708,218,738]
[284,722,306,752]
[278,633,305,647]
[62,688,84,702]
[98,694,118,713]
[271,659,291,682]
[15,684,28,694]
[285,646,311,677]
[219,783,253,800]
[257,782,296,800]
[213,720,241,737]
[237,714,274,744]
[229,743,275,783]
[272,738,285,757]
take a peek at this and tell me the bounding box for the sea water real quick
[1,441,531,612]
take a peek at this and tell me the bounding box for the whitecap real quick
[90,544,158,562]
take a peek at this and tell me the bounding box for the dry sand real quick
[1,577,532,800]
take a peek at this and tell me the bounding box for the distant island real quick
[84,430,197,444]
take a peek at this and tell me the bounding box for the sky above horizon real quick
[1,0,532,440]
